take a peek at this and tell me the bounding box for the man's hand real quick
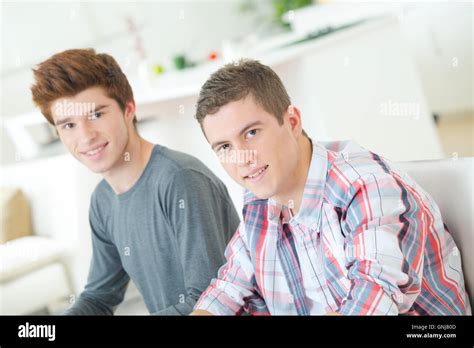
[190,309,213,315]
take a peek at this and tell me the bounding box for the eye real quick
[246,129,258,139]
[89,111,102,120]
[63,123,74,130]
[217,144,231,152]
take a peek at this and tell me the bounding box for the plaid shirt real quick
[195,140,471,315]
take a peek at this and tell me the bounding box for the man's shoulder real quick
[316,140,410,209]
[89,179,113,220]
[321,140,395,185]
[90,179,112,205]
[152,145,224,188]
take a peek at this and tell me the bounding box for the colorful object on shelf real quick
[172,54,198,70]
[171,51,218,72]
[208,51,218,61]
[153,64,165,75]
[173,55,187,70]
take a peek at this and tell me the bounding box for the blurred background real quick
[0,0,472,314]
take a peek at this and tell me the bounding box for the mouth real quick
[243,165,269,183]
[80,142,108,159]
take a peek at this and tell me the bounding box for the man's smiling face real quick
[202,94,301,200]
[51,86,133,174]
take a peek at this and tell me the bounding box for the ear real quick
[285,105,303,136]
[124,99,136,126]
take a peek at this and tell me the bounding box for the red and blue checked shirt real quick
[195,140,471,315]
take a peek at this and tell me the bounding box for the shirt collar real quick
[243,141,329,230]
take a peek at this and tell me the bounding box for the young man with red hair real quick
[31,49,240,315]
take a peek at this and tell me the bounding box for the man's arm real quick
[63,197,129,315]
[157,169,241,315]
[190,309,213,315]
[337,171,426,315]
[192,222,261,315]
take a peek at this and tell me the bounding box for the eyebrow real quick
[54,104,108,126]
[55,116,74,127]
[211,120,263,150]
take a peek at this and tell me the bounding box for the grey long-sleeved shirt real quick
[64,144,240,315]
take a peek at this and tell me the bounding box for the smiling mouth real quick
[244,165,269,180]
[81,142,108,157]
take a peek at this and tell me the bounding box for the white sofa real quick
[0,236,72,314]
[0,153,100,314]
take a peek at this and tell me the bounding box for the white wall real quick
[270,17,444,161]
[399,2,473,116]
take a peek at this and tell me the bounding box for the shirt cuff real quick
[338,282,399,315]
[194,286,243,315]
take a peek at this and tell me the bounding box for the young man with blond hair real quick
[191,60,471,315]
[31,49,240,315]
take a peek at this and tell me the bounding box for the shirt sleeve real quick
[338,171,426,315]
[162,169,241,315]
[63,196,130,315]
[193,223,260,315]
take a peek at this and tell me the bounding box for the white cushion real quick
[0,187,33,243]
[0,236,65,282]
[0,262,71,314]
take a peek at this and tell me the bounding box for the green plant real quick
[272,0,313,27]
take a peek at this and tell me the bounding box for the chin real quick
[81,157,115,174]
[80,151,121,174]
[84,163,109,174]
[248,186,274,200]
[90,166,111,174]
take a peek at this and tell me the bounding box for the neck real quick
[103,133,154,194]
[273,136,313,215]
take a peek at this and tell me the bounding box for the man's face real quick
[51,86,133,174]
[202,94,301,200]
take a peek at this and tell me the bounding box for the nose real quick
[77,121,97,146]
[234,142,257,168]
